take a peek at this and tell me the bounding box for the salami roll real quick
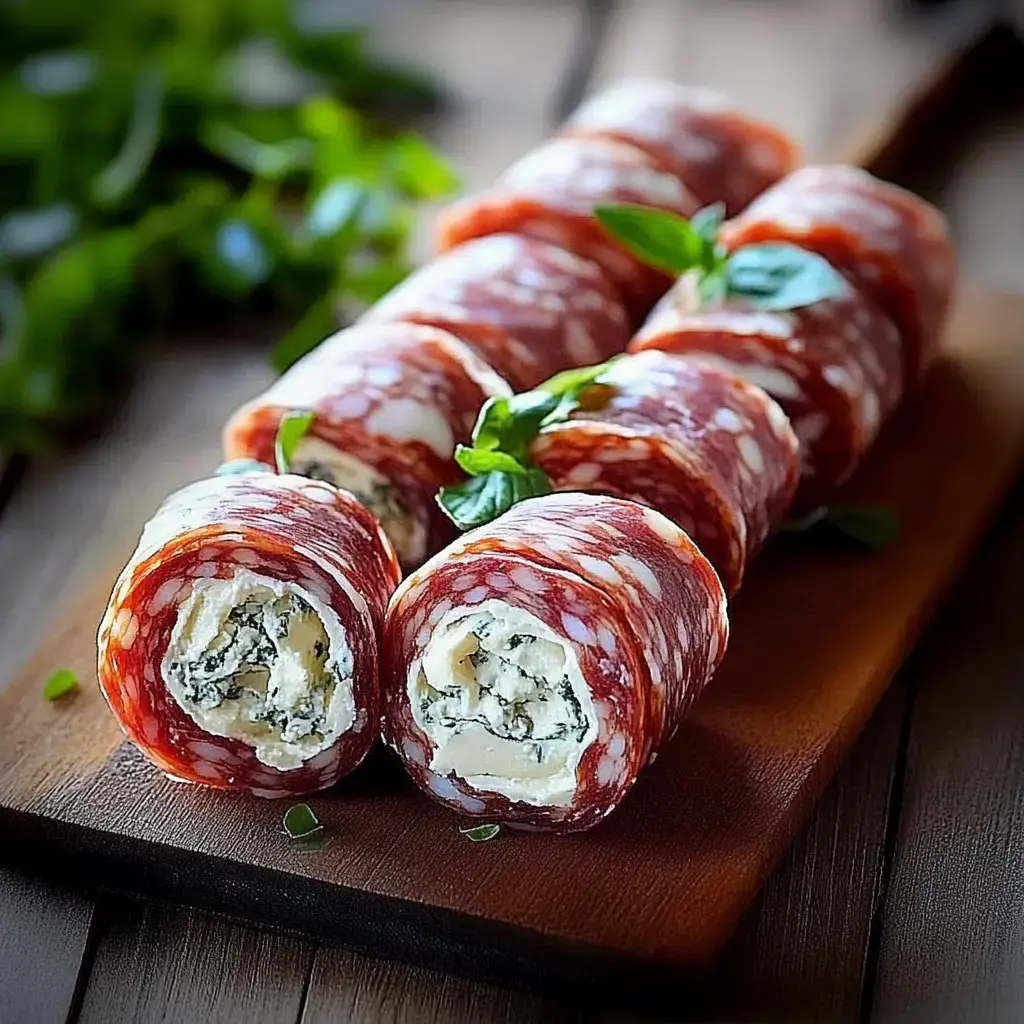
[561,78,800,214]
[360,234,630,390]
[436,137,700,319]
[223,322,511,569]
[529,352,799,594]
[720,165,955,381]
[382,493,728,832]
[631,273,903,506]
[96,472,401,798]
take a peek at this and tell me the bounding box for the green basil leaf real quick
[471,393,559,462]
[784,503,899,551]
[825,503,900,550]
[691,203,726,247]
[271,299,336,372]
[275,410,316,473]
[215,459,273,477]
[438,469,552,530]
[282,803,322,840]
[43,668,79,701]
[454,445,529,477]
[388,132,460,199]
[459,823,501,843]
[725,244,848,311]
[91,67,164,208]
[593,204,705,274]
[0,204,78,262]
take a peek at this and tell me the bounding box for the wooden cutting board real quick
[0,290,1021,1010]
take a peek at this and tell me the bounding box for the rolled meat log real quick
[223,322,511,569]
[382,493,729,832]
[360,234,631,391]
[560,78,801,215]
[529,352,800,594]
[719,165,955,381]
[97,471,401,798]
[630,272,904,507]
[436,136,700,320]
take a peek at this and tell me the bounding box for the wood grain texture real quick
[585,0,984,160]
[0,291,1019,1013]
[75,900,313,1024]
[697,682,908,1024]
[868,492,1024,1024]
[301,947,572,1024]
[0,868,96,1024]
[866,90,1024,1024]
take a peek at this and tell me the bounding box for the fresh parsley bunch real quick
[0,0,455,454]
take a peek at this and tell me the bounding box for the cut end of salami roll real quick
[97,472,401,797]
[383,493,729,831]
[222,321,512,570]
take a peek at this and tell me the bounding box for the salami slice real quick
[720,165,955,381]
[382,493,728,832]
[223,322,511,569]
[360,234,630,390]
[631,273,904,506]
[436,137,700,320]
[528,352,799,594]
[561,78,800,214]
[97,471,401,798]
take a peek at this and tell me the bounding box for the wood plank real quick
[0,6,590,1024]
[301,947,571,1024]
[0,290,1019,1014]
[75,900,313,1024]
[700,682,907,1023]
[864,90,1024,1024]
[867,492,1024,1024]
[586,0,986,161]
[0,867,96,1024]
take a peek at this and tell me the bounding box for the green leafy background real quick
[0,0,456,454]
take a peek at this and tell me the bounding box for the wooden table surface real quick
[1,2,1023,1022]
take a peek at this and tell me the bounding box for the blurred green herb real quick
[0,0,453,455]
[784,503,900,551]
[43,667,79,701]
[274,409,315,473]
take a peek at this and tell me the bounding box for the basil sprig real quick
[784,503,900,551]
[438,361,618,530]
[594,203,847,311]
[274,410,316,474]
[459,823,501,843]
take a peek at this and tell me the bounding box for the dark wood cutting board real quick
[0,290,1021,1010]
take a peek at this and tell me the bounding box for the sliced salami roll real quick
[720,165,955,381]
[223,322,511,569]
[561,78,800,214]
[360,235,630,390]
[436,137,700,319]
[631,273,904,506]
[382,493,728,832]
[529,352,799,594]
[97,472,401,798]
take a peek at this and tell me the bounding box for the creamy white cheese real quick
[410,599,598,806]
[162,569,355,770]
[290,435,425,565]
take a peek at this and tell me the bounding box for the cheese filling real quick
[290,436,424,565]
[411,600,598,806]
[162,569,355,770]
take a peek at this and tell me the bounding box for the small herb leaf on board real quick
[274,410,316,474]
[43,668,79,701]
[460,823,501,843]
[283,803,322,840]
[785,503,900,551]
